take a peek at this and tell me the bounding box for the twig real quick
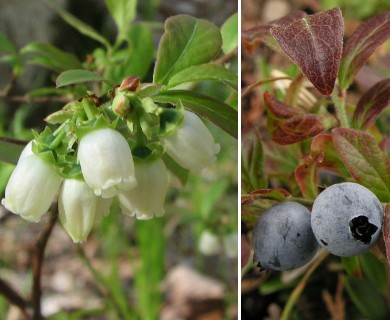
[31,204,59,320]
[241,77,292,98]
[281,249,329,320]
[0,278,30,319]
[214,48,238,65]
[0,95,72,104]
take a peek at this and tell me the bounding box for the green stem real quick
[281,250,329,320]
[49,130,66,150]
[82,98,96,121]
[332,88,349,128]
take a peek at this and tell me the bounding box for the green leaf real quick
[162,153,189,186]
[166,63,237,90]
[42,0,111,49]
[105,0,137,42]
[345,276,389,319]
[241,133,266,193]
[0,138,27,165]
[359,252,388,294]
[153,14,222,85]
[341,256,362,278]
[21,42,82,72]
[0,32,17,53]
[332,128,390,202]
[153,90,237,139]
[56,69,114,88]
[221,12,238,53]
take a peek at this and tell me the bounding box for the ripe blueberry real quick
[311,182,383,257]
[252,201,319,271]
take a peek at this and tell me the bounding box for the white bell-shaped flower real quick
[223,232,238,258]
[198,230,221,256]
[78,128,137,198]
[2,154,63,222]
[160,111,220,171]
[119,159,168,220]
[18,141,34,162]
[59,179,99,243]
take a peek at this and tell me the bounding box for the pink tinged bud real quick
[198,230,221,256]
[78,128,137,198]
[2,155,62,222]
[59,179,98,243]
[119,159,168,220]
[160,111,220,171]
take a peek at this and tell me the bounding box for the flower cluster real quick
[2,78,220,242]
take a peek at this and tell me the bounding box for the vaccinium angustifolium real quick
[253,201,319,271]
[311,182,383,257]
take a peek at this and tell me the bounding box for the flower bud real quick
[160,111,220,171]
[59,179,98,243]
[2,155,62,222]
[119,159,168,220]
[198,230,221,256]
[78,128,137,198]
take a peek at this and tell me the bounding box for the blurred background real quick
[0,0,238,319]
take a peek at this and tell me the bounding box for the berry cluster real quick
[2,79,220,243]
[253,182,384,271]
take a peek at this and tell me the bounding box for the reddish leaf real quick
[264,92,334,145]
[383,204,390,267]
[339,11,390,90]
[242,11,307,54]
[249,188,291,200]
[294,152,323,199]
[270,8,343,96]
[380,136,390,160]
[332,128,390,202]
[241,235,251,268]
[311,134,349,176]
[352,79,390,129]
[270,8,344,95]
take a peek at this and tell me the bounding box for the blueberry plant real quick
[242,7,390,319]
[0,0,238,318]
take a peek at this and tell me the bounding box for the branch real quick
[214,48,238,65]
[31,204,59,320]
[0,278,30,319]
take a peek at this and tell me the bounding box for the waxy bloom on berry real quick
[2,152,63,222]
[160,111,220,171]
[78,128,137,198]
[59,179,107,243]
[119,159,168,220]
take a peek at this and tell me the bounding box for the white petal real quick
[59,179,97,243]
[78,128,137,198]
[198,230,221,256]
[119,159,168,220]
[160,111,220,171]
[2,155,62,222]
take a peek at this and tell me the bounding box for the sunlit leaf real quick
[166,64,238,90]
[221,12,238,53]
[264,92,334,144]
[153,15,222,85]
[339,11,390,90]
[56,70,114,88]
[332,128,390,202]
[352,79,390,129]
[0,138,27,165]
[105,0,136,41]
[270,8,343,95]
[242,11,307,54]
[153,90,237,139]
